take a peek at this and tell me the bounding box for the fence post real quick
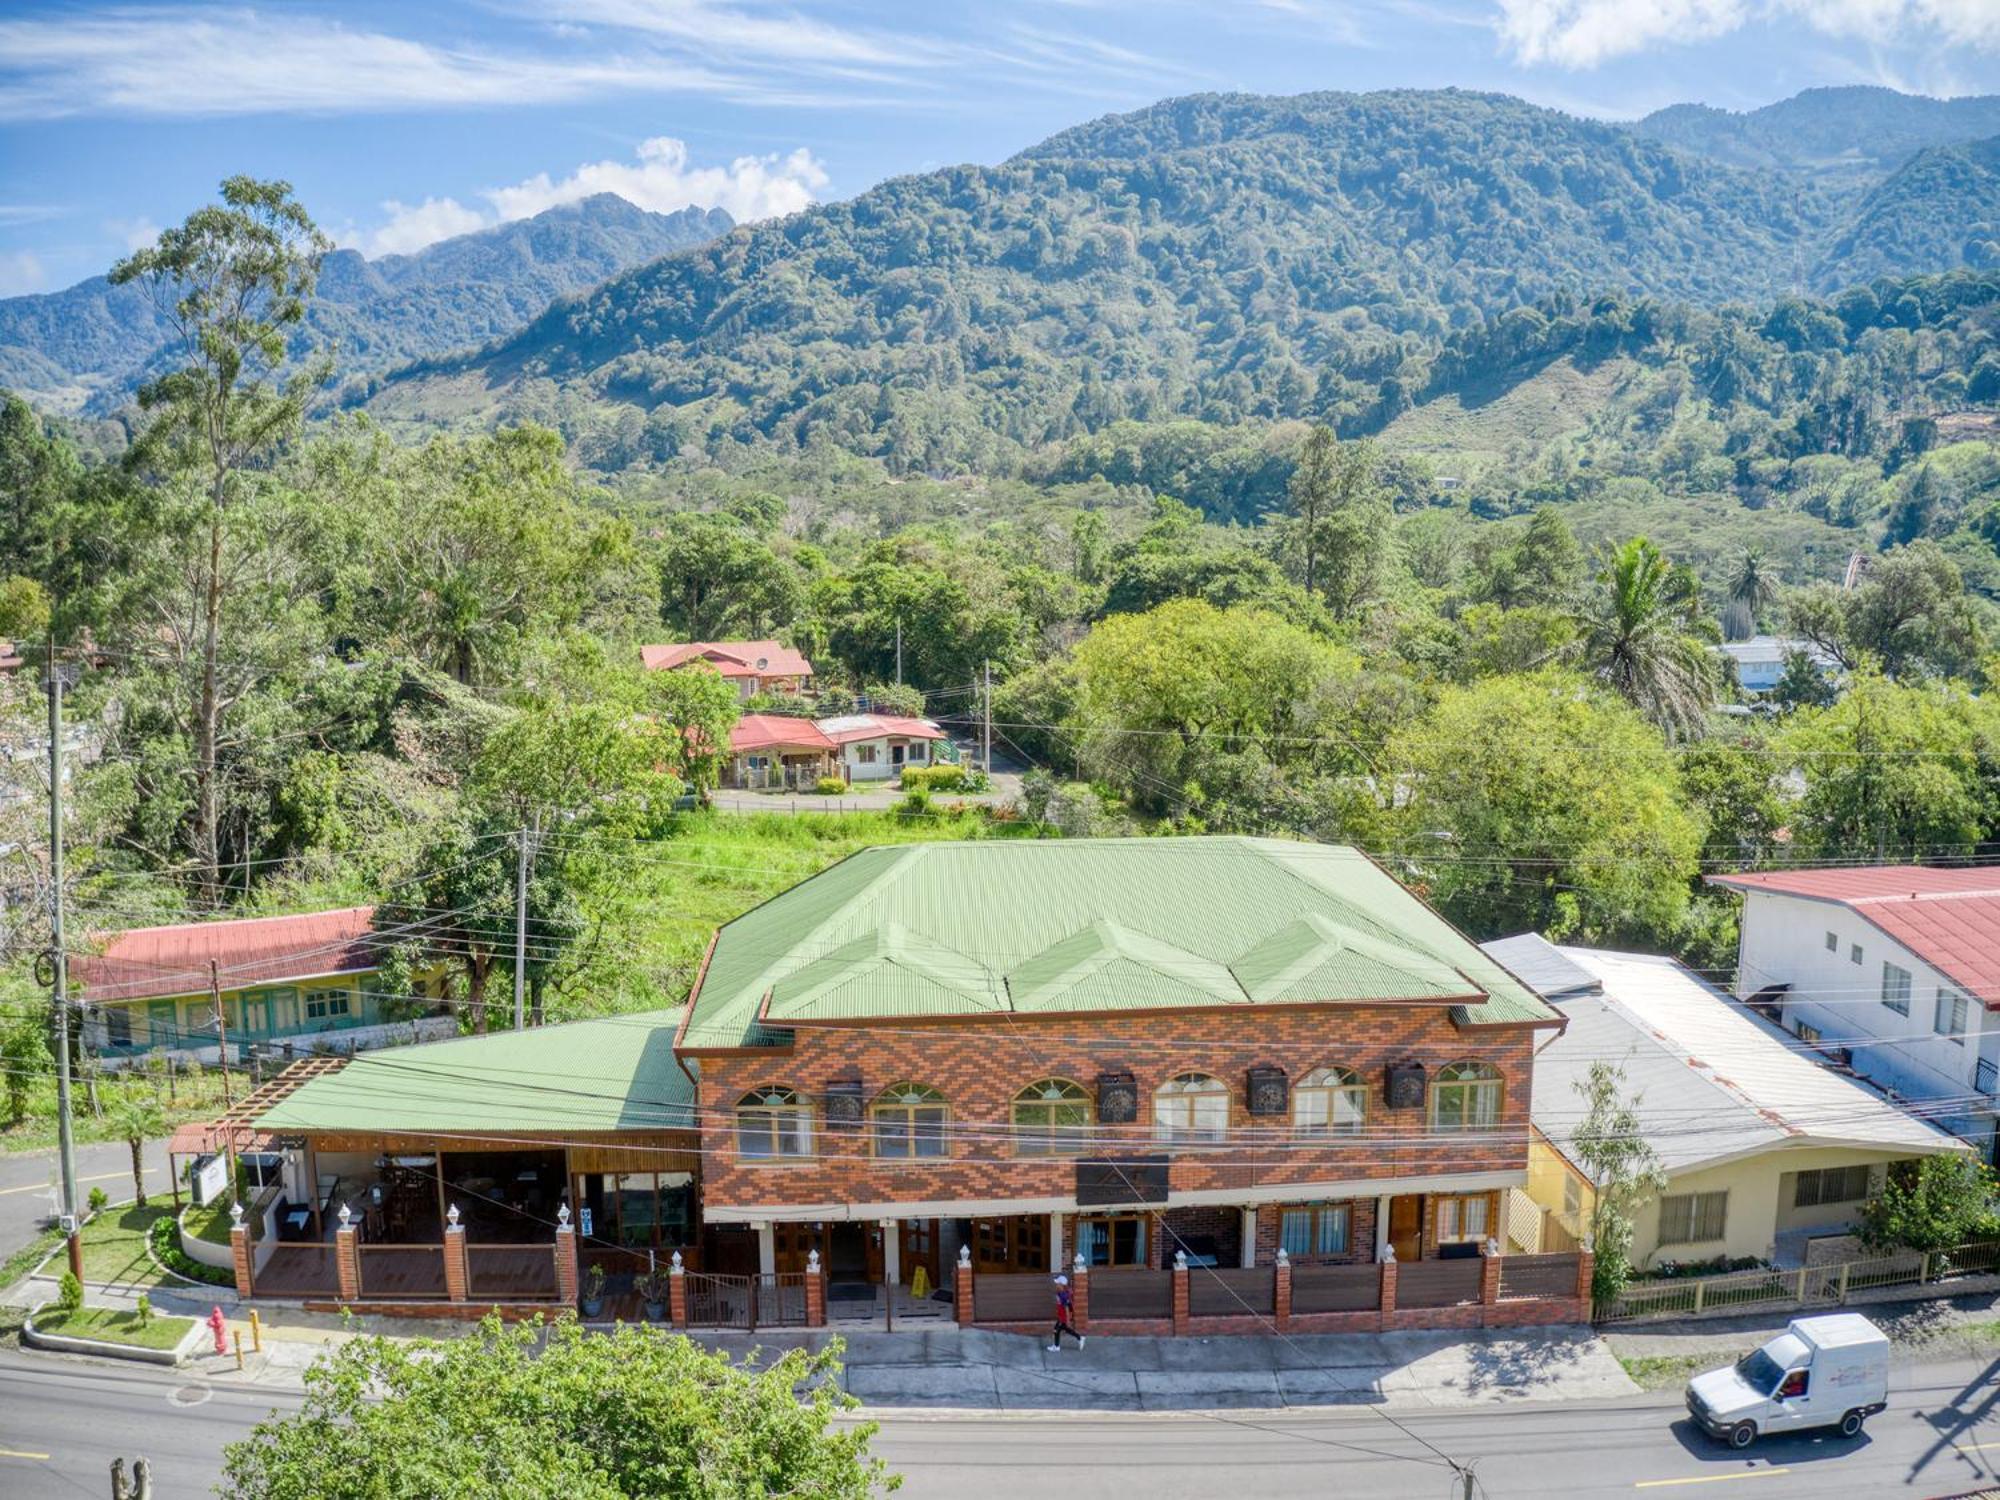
[1378,1247,1398,1331]
[1920,1251,1933,1284]
[335,1205,361,1303]
[669,1250,687,1329]
[1575,1246,1595,1316]
[1796,1266,1810,1304]
[1071,1253,1090,1334]
[1274,1249,1291,1332]
[1692,1279,1706,1315]
[955,1245,975,1327]
[228,1202,253,1300]
[1479,1238,1502,1325]
[1172,1250,1190,1336]
[805,1250,827,1328]
[442,1205,468,1303]
[1837,1263,1851,1303]
[554,1204,579,1308]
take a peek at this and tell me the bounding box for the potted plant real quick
[635,1270,669,1321]
[579,1263,606,1318]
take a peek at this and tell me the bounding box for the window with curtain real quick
[1293,1067,1366,1136]
[1012,1079,1093,1155]
[1077,1216,1148,1267]
[1429,1061,1502,1131]
[1153,1073,1229,1143]
[735,1087,813,1160]
[871,1083,949,1159]
[1793,1165,1871,1209]
[1658,1190,1729,1245]
[1436,1195,1491,1243]
[1280,1204,1350,1258]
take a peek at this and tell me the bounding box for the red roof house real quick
[74,907,382,1005]
[639,640,815,696]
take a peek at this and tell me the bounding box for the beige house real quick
[1489,935,1968,1270]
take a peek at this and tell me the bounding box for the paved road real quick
[7,1346,2000,1498]
[0,1138,168,1261]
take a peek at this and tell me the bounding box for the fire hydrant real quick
[208,1306,228,1356]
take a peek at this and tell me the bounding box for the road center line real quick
[1635,1470,1792,1489]
[0,1169,157,1197]
[0,1447,52,1461]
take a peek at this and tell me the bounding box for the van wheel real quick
[1839,1410,1865,1438]
[1728,1422,1757,1449]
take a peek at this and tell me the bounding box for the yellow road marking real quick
[1635,1471,1792,1489]
[0,1169,156,1197]
[0,1448,51,1461]
[1953,1441,2000,1453]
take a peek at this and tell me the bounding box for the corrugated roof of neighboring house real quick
[730,714,836,753]
[1526,945,1964,1177]
[639,640,814,678]
[814,714,947,745]
[1717,636,1838,670]
[1707,866,2000,1009]
[255,1010,696,1135]
[1480,933,1603,1002]
[74,907,381,1005]
[680,837,1559,1049]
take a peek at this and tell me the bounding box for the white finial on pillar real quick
[807,1248,821,1273]
[337,1202,353,1230]
[557,1202,572,1230]
[447,1203,461,1230]
[1485,1236,1500,1258]
[1275,1247,1289,1267]
[1379,1243,1396,1264]
[958,1244,971,1268]
[670,1250,684,1274]
[1174,1249,1188,1271]
[1073,1252,1087,1275]
[229,1201,244,1229]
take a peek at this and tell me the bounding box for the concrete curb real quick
[22,1302,205,1366]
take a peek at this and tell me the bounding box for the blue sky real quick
[3,0,1998,297]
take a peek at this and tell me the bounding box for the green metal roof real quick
[683,837,1558,1049]
[255,1010,695,1136]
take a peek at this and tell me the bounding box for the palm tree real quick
[107,1089,165,1209]
[1573,537,1719,738]
[1723,547,1781,642]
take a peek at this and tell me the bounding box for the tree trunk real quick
[195,504,224,906]
[130,1135,147,1208]
[467,959,489,1034]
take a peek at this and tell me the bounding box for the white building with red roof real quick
[723,711,948,788]
[1708,866,2000,1157]
[639,640,814,699]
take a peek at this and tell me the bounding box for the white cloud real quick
[106,216,161,253]
[0,250,48,297]
[343,138,827,259]
[484,137,828,226]
[1494,0,2000,66]
[0,7,744,119]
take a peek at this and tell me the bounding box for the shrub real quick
[813,776,848,796]
[87,1186,108,1213]
[1860,1155,1999,1253]
[148,1211,234,1286]
[135,1294,153,1327]
[57,1270,83,1311]
[897,789,933,817]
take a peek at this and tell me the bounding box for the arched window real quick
[1430,1062,1503,1132]
[1012,1078,1093,1156]
[872,1083,949,1159]
[1294,1067,1367,1136]
[1153,1072,1229,1144]
[736,1086,813,1160]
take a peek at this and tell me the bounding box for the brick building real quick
[676,837,1570,1318]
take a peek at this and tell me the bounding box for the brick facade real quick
[691,1005,1534,1221]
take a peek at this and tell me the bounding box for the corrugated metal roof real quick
[640,640,814,678]
[1532,946,1963,1175]
[1481,933,1603,1002]
[685,837,1556,1048]
[255,1010,695,1135]
[74,907,380,1004]
[1708,866,2000,1009]
[730,714,835,753]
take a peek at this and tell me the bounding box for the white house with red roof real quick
[639,640,814,699]
[815,713,948,782]
[724,711,948,787]
[1708,866,2000,1157]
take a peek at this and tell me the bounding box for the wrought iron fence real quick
[682,1271,810,1330]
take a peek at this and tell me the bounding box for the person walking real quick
[1048,1273,1085,1351]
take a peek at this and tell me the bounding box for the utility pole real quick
[981,659,992,776]
[46,649,82,1282]
[894,621,902,688]
[210,959,237,1190]
[512,814,539,1032]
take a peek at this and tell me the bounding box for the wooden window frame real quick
[870,1083,950,1160]
[1435,1193,1491,1244]
[1279,1203,1351,1258]
[1012,1078,1094,1156]
[1077,1214,1149,1267]
[1429,1061,1503,1132]
[1658,1190,1729,1246]
[1294,1067,1366,1137]
[1153,1072,1230,1145]
[736,1087,814,1162]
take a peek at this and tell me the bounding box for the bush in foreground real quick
[223,1315,897,1499]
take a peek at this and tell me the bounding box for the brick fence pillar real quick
[554,1209,579,1308]
[229,1208,254,1304]
[335,1215,361,1303]
[1171,1251,1190,1336]
[443,1209,468,1303]
[669,1251,688,1328]
[1070,1254,1089,1334]
[806,1250,827,1327]
[1479,1238,1501,1326]
[1273,1248,1291,1332]
[955,1246,975,1327]
[1378,1251,1398,1332]
[1575,1247,1596,1317]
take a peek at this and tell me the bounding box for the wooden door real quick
[899,1219,940,1288]
[1388,1195,1423,1262]
[773,1222,828,1274]
[972,1216,1049,1274]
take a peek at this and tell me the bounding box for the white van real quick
[1685,1313,1889,1448]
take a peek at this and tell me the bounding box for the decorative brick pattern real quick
[693,1007,1535,1215]
[1378,1257,1398,1325]
[1273,1256,1292,1329]
[335,1225,360,1303]
[806,1270,827,1327]
[229,1224,253,1299]
[443,1227,468,1303]
[554,1226,578,1306]
[1071,1263,1090,1332]
[1171,1261,1190,1335]
[955,1257,975,1326]
[669,1265,688,1327]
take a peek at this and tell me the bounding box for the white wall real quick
[1736,890,1993,1138]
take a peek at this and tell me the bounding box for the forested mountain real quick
[1814,136,2000,288]
[0,194,731,415]
[363,88,1994,477]
[1632,86,2000,180]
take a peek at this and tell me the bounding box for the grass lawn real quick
[32,1304,194,1351]
[184,1200,235,1248]
[0,1065,237,1154]
[72,1203,175,1289]
[1617,1353,1725,1391]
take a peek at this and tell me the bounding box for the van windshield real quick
[1735,1349,1784,1393]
